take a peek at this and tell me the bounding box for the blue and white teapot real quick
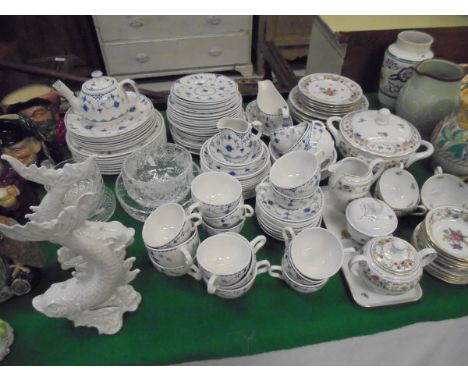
[53,70,141,124]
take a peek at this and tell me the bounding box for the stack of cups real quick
[142,203,202,278]
[192,233,270,298]
[269,227,352,293]
[191,172,254,236]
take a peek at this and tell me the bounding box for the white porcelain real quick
[54,71,141,124]
[0,155,141,335]
[270,121,311,155]
[149,256,202,280]
[421,167,468,211]
[341,249,423,307]
[269,261,328,294]
[298,73,363,106]
[255,177,324,224]
[328,157,383,210]
[257,79,289,115]
[424,207,468,260]
[146,227,200,269]
[256,182,316,211]
[375,166,427,216]
[326,108,434,169]
[191,172,243,218]
[216,117,262,163]
[349,236,437,294]
[270,151,320,198]
[202,217,246,236]
[213,260,271,299]
[283,226,348,280]
[245,100,293,137]
[195,233,266,293]
[202,202,254,229]
[171,73,238,103]
[378,30,434,109]
[345,197,398,245]
[142,203,202,249]
[122,143,193,208]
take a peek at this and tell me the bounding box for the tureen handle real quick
[348,254,368,278]
[418,247,437,267]
[326,116,342,143]
[118,78,141,106]
[405,140,434,168]
[281,226,295,243]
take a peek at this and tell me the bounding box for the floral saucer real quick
[255,177,323,223]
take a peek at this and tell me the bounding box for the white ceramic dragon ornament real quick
[0,155,141,335]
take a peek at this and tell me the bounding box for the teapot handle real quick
[405,140,434,168]
[326,116,342,143]
[119,79,141,105]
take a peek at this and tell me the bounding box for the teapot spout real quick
[52,80,80,114]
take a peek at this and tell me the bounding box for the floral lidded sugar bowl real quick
[349,236,437,294]
[345,197,398,245]
[326,108,434,170]
[53,70,141,124]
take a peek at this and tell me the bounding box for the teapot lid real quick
[346,197,398,237]
[82,71,117,94]
[368,236,420,275]
[340,108,421,157]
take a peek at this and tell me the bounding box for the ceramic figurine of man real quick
[2,84,66,162]
[0,116,40,223]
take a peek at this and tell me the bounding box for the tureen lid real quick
[367,236,420,275]
[346,197,398,236]
[82,71,117,94]
[340,108,421,157]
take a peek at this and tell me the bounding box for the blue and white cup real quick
[146,228,200,269]
[190,172,243,218]
[217,117,262,163]
[142,203,202,249]
[270,151,321,198]
[202,202,254,229]
[194,233,267,294]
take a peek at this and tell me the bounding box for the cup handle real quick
[268,265,283,280]
[255,183,269,195]
[256,259,271,275]
[187,263,202,281]
[434,166,443,175]
[280,105,290,119]
[326,116,342,142]
[405,140,434,168]
[180,247,194,268]
[409,205,428,216]
[207,275,218,294]
[282,226,295,244]
[186,212,202,227]
[243,204,254,218]
[344,247,357,254]
[186,202,200,214]
[250,235,267,255]
[251,121,263,139]
[348,254,367,278]
[119,78,141,105]
[418,247,438,267]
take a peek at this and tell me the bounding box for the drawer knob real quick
[129,18,144,28]
[206,16,221,25]
[135,53,150,63]
[209,48,222,57]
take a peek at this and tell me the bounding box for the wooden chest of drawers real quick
[93,16,254,78]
